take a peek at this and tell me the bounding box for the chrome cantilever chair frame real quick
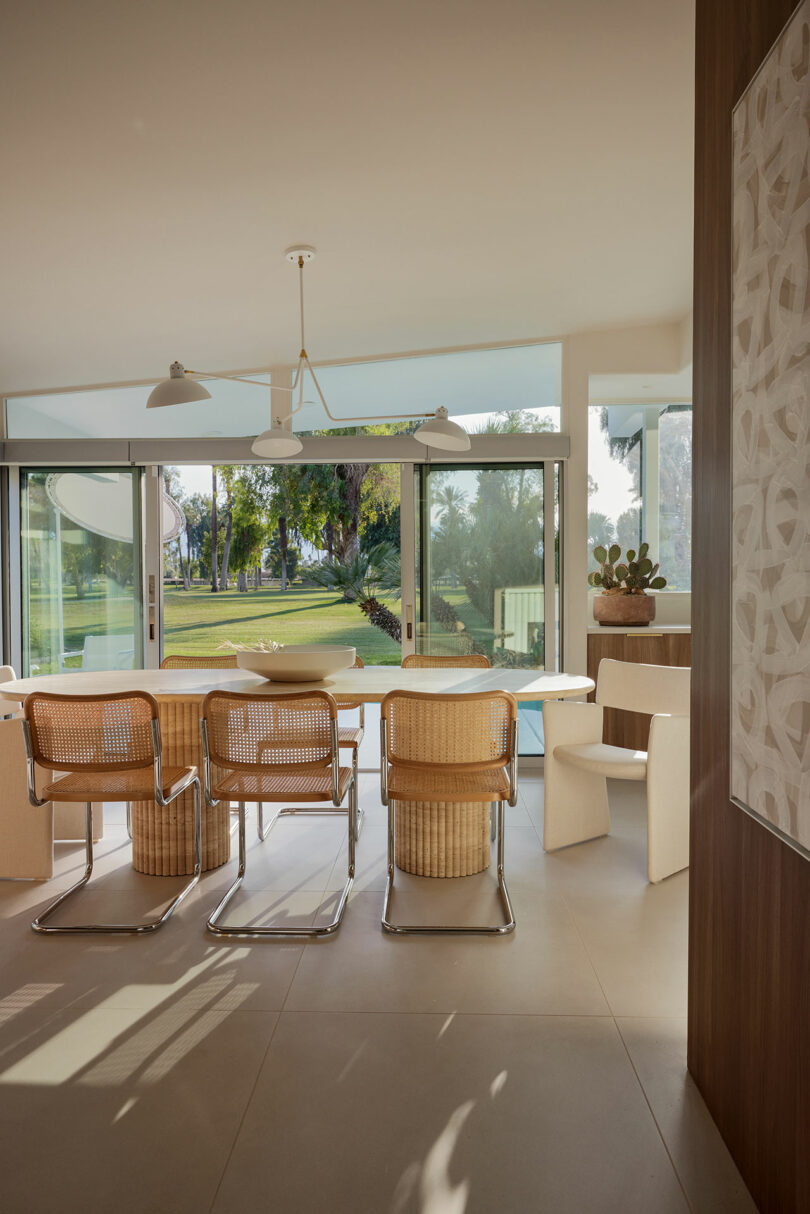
[23,714,201,935]
[122,652,242,844]
[379,703,518,936]
[201,700,356,938]
[335,657,366,836]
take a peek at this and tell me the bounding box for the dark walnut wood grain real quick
[691,4,810,1211]
[587,631,691,749]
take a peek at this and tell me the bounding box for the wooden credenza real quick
[587,627,691,750]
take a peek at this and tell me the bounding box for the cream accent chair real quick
[541,659,690,882]
[0,666,103,880]
[0,666,53,878]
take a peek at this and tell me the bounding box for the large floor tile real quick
[0,884,305,1014]
[212,1010,688,1214]
[564,876,688,1017]
[522,778,659,893]
[617,1017,757,1213]
[284,890,609,1015]
[327,810,546,897]
[0,1005,279,1214]
[203,806,345,892]
[0,776,752,1214]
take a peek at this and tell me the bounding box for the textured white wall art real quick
[731,0,810,852]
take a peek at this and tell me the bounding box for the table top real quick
[0,665,594,705]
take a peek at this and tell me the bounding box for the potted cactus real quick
[588,542,667,626]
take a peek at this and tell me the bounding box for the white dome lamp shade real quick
[414,406,471,451]
[147,362,213,409]
[251,419,304,458]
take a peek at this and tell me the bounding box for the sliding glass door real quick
[414,462,561,754]
[160,462,403,665]
[20,469,144,676]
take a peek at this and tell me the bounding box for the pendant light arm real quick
[185,369,295,392]
[290,251,431,425]
[152,246,465,452]
[299,256,306,353]
[299,353,431,424]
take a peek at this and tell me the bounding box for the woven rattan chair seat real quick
[43,765,197,803]
[337,726,363,750]
[388,765,510,804]
[212,766,353,803]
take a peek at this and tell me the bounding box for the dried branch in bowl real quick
[217,639,286,653]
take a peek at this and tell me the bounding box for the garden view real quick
[21,411,557,675]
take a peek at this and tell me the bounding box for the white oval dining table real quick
[0,666,594,876]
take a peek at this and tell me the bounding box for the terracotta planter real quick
[593,593,656,627]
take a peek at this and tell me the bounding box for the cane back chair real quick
[115,652,238,846]
[201,689,356,937]
[380,689,518,934]
[22,691,201,934]
[160,654,238,669]
[401,653,497,839]
[401,653,491,669]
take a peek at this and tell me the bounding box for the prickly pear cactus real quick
[589,541,667,594]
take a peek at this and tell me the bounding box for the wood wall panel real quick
[691,4,810,1211]
[587,632,691,749]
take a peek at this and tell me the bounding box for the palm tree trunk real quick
[360,597,401,643]
[211,468,218,593]
[430,593,487,655]
[335,463,368,560]
[219,495,233,590]
[278,517,289,590]
[176,538,188,590]
[323,519,334,559]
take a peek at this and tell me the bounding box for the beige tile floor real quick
[0,752,756,1213]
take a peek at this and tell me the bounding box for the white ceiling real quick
[589,367,693,404]
[1,0,695,396]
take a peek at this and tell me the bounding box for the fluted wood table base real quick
[132,696,230,876]
[394,800,490,877]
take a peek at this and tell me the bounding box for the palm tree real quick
[309,543,402,642]
[433,483,467,521]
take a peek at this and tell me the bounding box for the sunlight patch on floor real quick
[0,983,61,1028]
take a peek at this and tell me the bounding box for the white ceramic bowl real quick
[236,644,356,683]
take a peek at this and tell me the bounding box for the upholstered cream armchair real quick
[541,659,690,882]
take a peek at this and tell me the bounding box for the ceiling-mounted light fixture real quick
[413,406,471,452]
[146,362,213,408]
[251,418,303,458]
[146,245,472,456]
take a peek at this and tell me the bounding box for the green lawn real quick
[27,581,494,673]
[164,584,403,664]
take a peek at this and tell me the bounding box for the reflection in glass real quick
[417,463,557,755]
[21,470,143,676]
[658,408,692,591]
[588,404,692,591]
